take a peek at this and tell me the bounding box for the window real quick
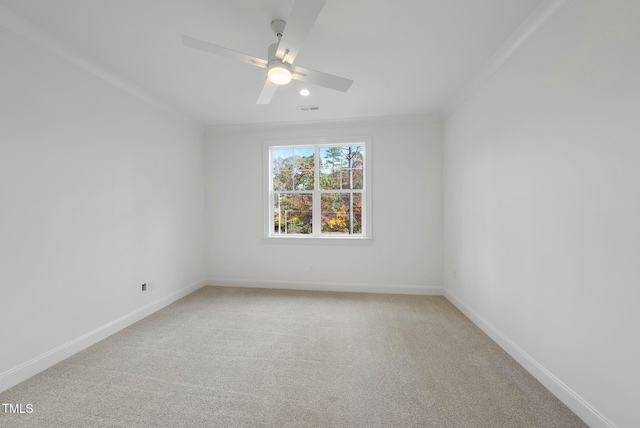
[265,138,371,239]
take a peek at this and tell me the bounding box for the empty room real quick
[0,0,638,427]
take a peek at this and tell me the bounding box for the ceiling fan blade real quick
[256,79,279,104]
[292,66,353,92]
[181,34,267,68]
[276,0,326,64]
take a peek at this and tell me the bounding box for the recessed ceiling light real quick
[300,89,310,96]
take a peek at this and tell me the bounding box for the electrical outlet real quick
[141,283,147,292]
[308,265,314,273]
[147,281,154,291]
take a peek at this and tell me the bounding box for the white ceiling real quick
[0,0,543,126]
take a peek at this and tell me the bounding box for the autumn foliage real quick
[272,146,363,235]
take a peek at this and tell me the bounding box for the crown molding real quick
[0,5,198,126]
[206,113,442,135]
[442,0,573,119]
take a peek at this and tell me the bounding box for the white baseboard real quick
[0,278,207,393]
[208,277,443,295]
[443,288,617,428]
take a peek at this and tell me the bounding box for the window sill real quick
[262,236,374,246]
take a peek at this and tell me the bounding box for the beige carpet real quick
[0,286,586,427]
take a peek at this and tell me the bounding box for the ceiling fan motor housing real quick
[267,43,292,85]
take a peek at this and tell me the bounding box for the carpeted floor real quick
[0,286,586,427]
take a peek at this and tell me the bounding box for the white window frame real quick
[263,137,372,243]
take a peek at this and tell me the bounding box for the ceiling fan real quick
[181,0,353,104]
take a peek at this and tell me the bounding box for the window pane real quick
[272,150,294,191]
[273,168,293,191]
[273,193,313,234]
[293,148,314,190]
[320,147,347,169]
[321,193,362,235]
[319,169,341,190]
[293,168,314,191]
[272,149,293,162]
[339,168,364,190]
[293,147,314,161]
[350,148,364,168]
[320,146,364,190]
[319,168,363,190]
[351,168,363,189]
[273,148,315,191]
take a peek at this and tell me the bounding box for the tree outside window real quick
[268,141,368,238]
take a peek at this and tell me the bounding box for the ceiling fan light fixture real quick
[182,0,353,105]
[268,64,292,85]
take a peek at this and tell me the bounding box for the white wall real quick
[206,116,443,294]
[443,1,640,427]
[0,25,207,390]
